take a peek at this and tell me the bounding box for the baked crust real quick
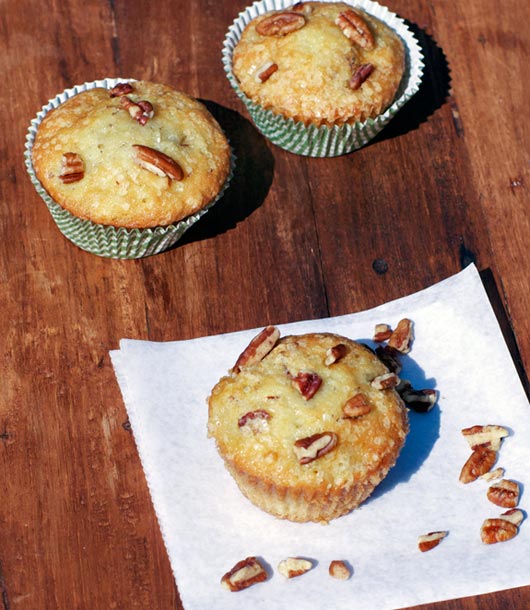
[232,2,405,126]
[208,332,409,522]
[32,81,231,228]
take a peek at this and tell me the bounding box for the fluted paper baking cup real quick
[223,0,424,157]
[24,78,234,259]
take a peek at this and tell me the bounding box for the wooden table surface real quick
[2,0,529,608]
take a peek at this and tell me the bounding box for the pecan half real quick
[324,343,348,366]
[418,531,448,552]
[342,393,371,418]
[120,96,154,125]
[480,518,518,544]
[373,323,392,342]
[221,556,268,592]
[375,345,402,374]
[59,152,84,183]
[349,63,374,90]
[133,144,184,180]
[294,432,338,464]
[256,11,306,36]
[371,372,400,390]
[255,61,279,83]
[238,409,271,433]
[487,479,520,508]
[500,508,524,527]
[388,319,414,354]
[461,424,509,451]
[328,560,351,580]
[459,447,497,484]
[231,326,280,374]
[291,372,322,400]
[277,557,313,579]
[335,10,374,50]
[109,82,134,97]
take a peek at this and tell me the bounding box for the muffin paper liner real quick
[24,78,234,259]
[222,0,424,157]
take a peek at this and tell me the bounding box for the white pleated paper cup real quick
[223,0,424,157]
[24,78,234,259]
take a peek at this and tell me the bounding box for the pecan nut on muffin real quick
[31,80,231,229]
[232,2,405,126]
[208,327,409,523]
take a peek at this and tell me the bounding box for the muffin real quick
[223,0,423,156]
[26,79,232,258]
[208,327,409,523]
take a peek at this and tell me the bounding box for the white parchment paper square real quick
[110,265,529,610]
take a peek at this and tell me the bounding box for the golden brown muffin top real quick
[32,81,231,228]
[208,332,408,488]
[232,2,405,125]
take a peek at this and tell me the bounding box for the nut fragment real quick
[388,318,414,354]
[277,557,313,579]
[371,372,400,390]
[461,424,509,451]
[291,1,313,15]
[294,432,338,465]
[335,9,374,49]
[397,380,437,413]
[133,144,184,180]
[221,556,267,592]
[459,447,497,484]
[325,343,348,366]
[480,518,518,544]
[375,345,402,374]
[238,409,271,433]
[342,393,371,419]
[329,560,351,580]
[500,508,524,527]
[120,96,154,125]
[487,479,520,508]
[418,531,448,552]
[109,82,134,97]
[256,11,306,36]
[349,63,374,90]
[255,61,279,83]
[59,152,85,183]
[232,326,280,374]
[481,467,505,482]
[373,323,392,342]
[291,372,322,400]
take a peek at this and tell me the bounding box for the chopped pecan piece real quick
[256,11,306,36]
[349,63,374,90]
[232,326,280,374]
[277,557,313,579]
[120,96,154,125]
[487,479,520,508]
[291,1,313,15]
[335,9,374,49]
[461,424,509,451]
[388,318,414,354]
[480,518,518,544]
[133,144,184,180]
[342,393,371,418]
[397,381,437,413]
[459,447,497,484]
[238,409,271,433]
[371,372,400,390]
[221,556,268,592]
[373,323,392,342]
[325,343,348,366]
[375,345,402,374]
[255,61,278,83]
[109,82,134,97]
[481,467,505,482]
[328,560,351,580]
[59,152,85,183]
[418,531,448,552]
[294,432,338,464]
[500,508,524,527]
[291,372,322,400]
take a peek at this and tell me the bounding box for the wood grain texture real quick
[1,0,528,608]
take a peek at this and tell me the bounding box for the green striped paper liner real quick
[24,78,234,259]
[223,0,424,157]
